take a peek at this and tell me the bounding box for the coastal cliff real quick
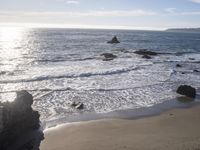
[0,90,41,150]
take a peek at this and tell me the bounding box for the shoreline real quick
[44,94,200,129]
[40,103,200,150]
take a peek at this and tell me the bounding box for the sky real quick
[0,0,200,30]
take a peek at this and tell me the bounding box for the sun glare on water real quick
[0,27,28,60]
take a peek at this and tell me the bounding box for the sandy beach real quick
[40,104,200,150]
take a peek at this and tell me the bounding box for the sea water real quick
[0,28,200,126]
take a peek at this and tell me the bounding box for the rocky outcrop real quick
[107,36,120,44]
[176,64,182,68]
[101,53,117,61]
[134,49,158,56]
[134,49,158,59]
[0,90,41,150]
[176,85,196,98]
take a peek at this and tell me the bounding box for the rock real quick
[194,69,199,72]
[70,102,84,110]
[107,36,120,44]
[189,58,195,60]
[75,103,84,110]
[142,54,152,59]
[176,64,182,67]
[176,85,196,98]
[70,101,77,107]
[0,91,41,149]
[134,49,158,56]
[0,71,6,75]
[101,53,117,61]
[14,90,33,111]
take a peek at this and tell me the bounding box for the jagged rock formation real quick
[0,90,41,150]
[107,36,120,44]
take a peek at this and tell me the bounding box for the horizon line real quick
[0,22,199,31]
[0,23,168,31]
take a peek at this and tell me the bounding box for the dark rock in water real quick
[76,103,84,110]
[176,64,182,68]
[194,69,199,72]
[70,101,77,107]
[0,71,6,75]
[134,49,158,56]
[0,90,41,150]
[70,102,84,110]
[142,54,152,59]
[107,36,120,44]
[101,53,117,61]
[189,58,195,60]
[176,85,196,98]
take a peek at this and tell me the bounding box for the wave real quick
[0,66,139,84]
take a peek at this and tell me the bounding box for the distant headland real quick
[165,28,200,33]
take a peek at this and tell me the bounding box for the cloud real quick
[87,10,157,17]
[66,0,80,4]
[0,10,157,18]
[181,11,200,15]
[189,0,200,3]
[165,8,176,13]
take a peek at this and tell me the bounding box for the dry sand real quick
[40,105,200,150]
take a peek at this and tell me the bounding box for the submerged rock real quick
[76,103,84,110]
[107,36,120,44]
[134,49,158,56]
[70,102,84,110]
[142,54,152,59]
[0,90,41,149]
[189,58,195,60]
[101,53,117,61]
[194,69,199,72]
[176,64,182,68]
[176,85,196,98]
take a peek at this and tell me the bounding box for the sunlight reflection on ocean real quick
[0,27,200,125]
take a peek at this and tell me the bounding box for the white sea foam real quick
[0,28,200,126]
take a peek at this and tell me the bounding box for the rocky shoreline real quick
[0,91,43,150]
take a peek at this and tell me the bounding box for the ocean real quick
[0,28,200,127]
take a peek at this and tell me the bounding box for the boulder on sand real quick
[176,85,196,98]
[107,36,120,44]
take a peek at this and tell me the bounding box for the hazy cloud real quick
[181,11,200,15]
[66,0,80,4]
[165,8,176,13]
[189,0,200,3]
[0,10,157,18]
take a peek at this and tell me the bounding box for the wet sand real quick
[40,105,200,150]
